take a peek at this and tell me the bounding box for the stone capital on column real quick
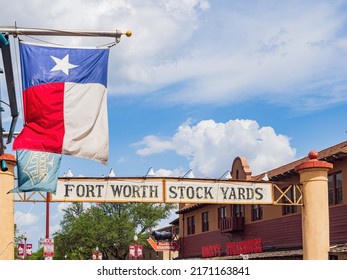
[0,152,16,161]
[295,150,333,172]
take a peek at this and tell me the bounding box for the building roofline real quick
[176,140,347,215]
[254,140,347,181]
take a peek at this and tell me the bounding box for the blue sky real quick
[1,0,347,251]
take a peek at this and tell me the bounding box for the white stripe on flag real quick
[63,82,109,164]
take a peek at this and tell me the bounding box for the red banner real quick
[18,244,32,257]
[92,252,102,260]
[129,244,143,258]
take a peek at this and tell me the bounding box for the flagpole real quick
[0,26,132,41]
[46,193,50,239]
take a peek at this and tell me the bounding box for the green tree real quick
[53,202,176,260]
[14,224,24,259]
[14,225,44,260]
[28,247,44,260]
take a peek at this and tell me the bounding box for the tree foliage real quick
[14,224,25,259]
[28,247,44,260]
[53,202,176,260]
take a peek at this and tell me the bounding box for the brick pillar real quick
[0,153,16,260]
[295,151,333,260]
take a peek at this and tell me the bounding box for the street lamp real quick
[134,235,138,260]
[23,233,27,260]
[129,234,143,259]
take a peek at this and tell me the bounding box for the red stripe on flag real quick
[13,83,65,153]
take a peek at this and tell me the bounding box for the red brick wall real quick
[179,205,347,258]
[330,205,347,243]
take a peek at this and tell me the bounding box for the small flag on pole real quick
[13,41,110,164]
[9,150,61,194]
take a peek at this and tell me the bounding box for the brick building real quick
[176,141,347,259]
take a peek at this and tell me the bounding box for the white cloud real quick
[1,1,347,110]
[54,202,72,218]
[50,223,61,236]
[135,119,296,177]
[156,207,179,230]
[154,167,185,177]
[15,211,39,227]
[54,202,93,219]
[134,135,173,156]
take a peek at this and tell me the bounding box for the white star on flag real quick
[50,54,78,75]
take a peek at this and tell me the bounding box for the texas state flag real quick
[13,41,110,164]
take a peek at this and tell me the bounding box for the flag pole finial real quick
[125,31,132,37]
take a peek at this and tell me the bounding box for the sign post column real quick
[295,151,333,260]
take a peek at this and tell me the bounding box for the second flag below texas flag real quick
[13,41,110,164]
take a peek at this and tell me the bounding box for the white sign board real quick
[165,180,273,204]
[52,178,273,204]
[44,238,54,257]
[52,179,164,203]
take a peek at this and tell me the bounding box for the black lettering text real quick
[255,187,264,200]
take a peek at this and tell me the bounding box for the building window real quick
[202,212,209,232]
[187,216,195,235]
[233,204,244,217]
[282,186,298,215]
[328,172,343,205]
[252,205,263,221]
[218,206,227,228]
